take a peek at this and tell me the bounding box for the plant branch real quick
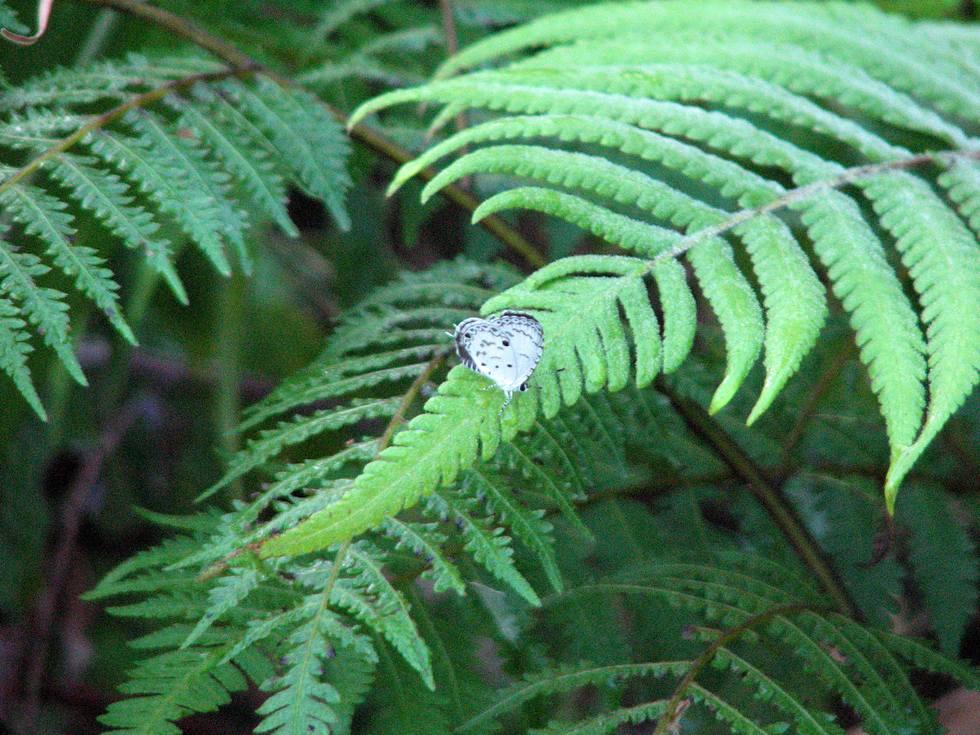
[438,0,469,136]
[200,354,446,580]
[776,337,855,479]
[78,0,257,67]
[74,0,545,268]
[652,603,826,735]
[654,149,980,265]
[656,379,859,618]
[17,397,149,734]
[0,67,255,197]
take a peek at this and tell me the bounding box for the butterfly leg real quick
[498,390,514,416]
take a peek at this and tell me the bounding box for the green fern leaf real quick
[47,153,186,305]
[175,90,299,239]
[0,291,45,419]
[202,398,401,501]
[465,465,562,592]
[381,517,466,595]
[334,542,434,687]
[89,127,232,276]
[459,661,680,732]
[0,239,85,386]
[873,630,980,690]
[182,567,261,649]
[710,646,845,735]
[344,0,980,509]
[255,611,348,735]
[226,77,352,231]
[426,487,539,606]
[99,638,266,735]
[2,180,136,341]
[126,111,245,273]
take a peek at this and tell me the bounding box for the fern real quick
[337,0,979,518]
[64,3,980,733]
[457,551,972,735]
[92,256,979,733]
[0,54,352,418]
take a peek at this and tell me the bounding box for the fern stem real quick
[78,0,258,68]
[202,355,446,580]
[657,380,860,618]
[75,0,547,269]
[279,355,445,612]
[652,602,821,735]
[653,148,980,266]
[777,337,856,477]
[0,67,255,197]
[380,355,446,449]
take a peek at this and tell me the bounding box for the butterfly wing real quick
[454,313,543,395]
[496,313,544,392]
[454,317,486,372]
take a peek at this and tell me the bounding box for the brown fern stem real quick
[0,67,255,197]
[73,0,546,268]
[656,379,860,619]
[652,602,828,735]
[655,149,980,265]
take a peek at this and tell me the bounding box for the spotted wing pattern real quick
[453,311,544,397]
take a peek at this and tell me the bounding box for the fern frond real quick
[227,77,352,231]
[424,487,539,606]
[126,110,243,273]
[434,1,980,120]
[518,35,970,148]
[337,542,434,687]
[346,0,978,508]
[709,646,846,735]
[465,465,562,592]
[458,661,680,732]
[201,398,402,501]
[255,589,372,735]
[529,701,669,735]
[175,92,298,239]
[47,153,186,305]
[381,517,466,595]
[99,636,271,735]
[872,630,980,690]
[0,58,353,414]
[181,566,261,649]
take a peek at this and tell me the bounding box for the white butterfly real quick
[453,311,544,411]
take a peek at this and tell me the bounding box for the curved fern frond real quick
[341,0,978,515]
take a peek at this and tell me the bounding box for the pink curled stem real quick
[1,0,54,46]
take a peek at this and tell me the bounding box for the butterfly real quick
[453,311,544,411]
